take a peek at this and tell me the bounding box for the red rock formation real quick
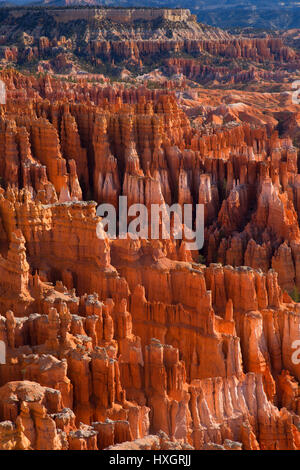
[0,65,300,451]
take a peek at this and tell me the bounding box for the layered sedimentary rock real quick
[0,7,298,83]
[1,206,300,449]
[2,68,300,293]
[0,24,300,450]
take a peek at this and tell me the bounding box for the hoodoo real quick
[0,5,300,452]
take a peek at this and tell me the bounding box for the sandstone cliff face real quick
[0,219,300,449]
[0,66,300,450]
[90,37,295,65]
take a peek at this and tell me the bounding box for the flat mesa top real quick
[3,6,195,23]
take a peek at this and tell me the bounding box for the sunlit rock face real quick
[0,9,300,449]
